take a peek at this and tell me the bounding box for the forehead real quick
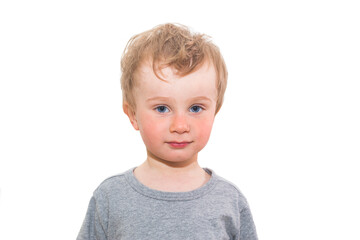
[133,60,218,101]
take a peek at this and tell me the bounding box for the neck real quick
[143,149,201,175]
[134,157,210,192]
[133,151,210,192]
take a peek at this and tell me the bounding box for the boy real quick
[77,23,258,240]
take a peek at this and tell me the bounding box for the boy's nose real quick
[169,114,190,134]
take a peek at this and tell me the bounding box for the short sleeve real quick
[239,204,258,240]
[77,190,109,240]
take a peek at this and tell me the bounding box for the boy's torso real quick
[88,168,247,240]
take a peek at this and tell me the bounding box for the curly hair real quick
[120,23,227,114]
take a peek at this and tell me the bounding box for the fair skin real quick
[123,60,218,192]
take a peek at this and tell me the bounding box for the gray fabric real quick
[77,168,258,240]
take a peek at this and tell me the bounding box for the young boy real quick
[77,23,258,240]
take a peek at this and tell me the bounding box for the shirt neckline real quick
[124,167,218,201]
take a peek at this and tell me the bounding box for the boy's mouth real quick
[166,141,193,148]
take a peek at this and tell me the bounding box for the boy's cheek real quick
[194,119,214,143]
[139,118,164,142]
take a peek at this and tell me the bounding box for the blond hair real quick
[120,23,227,114]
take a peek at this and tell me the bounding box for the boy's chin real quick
[147,150,198,166]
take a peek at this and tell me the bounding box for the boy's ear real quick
[123,102,139,130]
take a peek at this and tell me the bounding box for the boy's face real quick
[124,60,218,165]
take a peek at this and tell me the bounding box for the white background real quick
[1,0,359,239]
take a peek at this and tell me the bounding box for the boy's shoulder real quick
[211,170,250,207]
[92,168,133,196]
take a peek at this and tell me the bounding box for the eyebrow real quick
[146,96,212,103]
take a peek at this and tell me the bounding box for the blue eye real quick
[190,105,203,113]
[155,105,169,113]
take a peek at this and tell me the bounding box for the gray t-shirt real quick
[77,168,258,240]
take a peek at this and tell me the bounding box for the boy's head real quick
[120,23,228,164]
[120,23,227,115]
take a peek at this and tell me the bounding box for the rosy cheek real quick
[139,114,164,145]
[194,119,214,144]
